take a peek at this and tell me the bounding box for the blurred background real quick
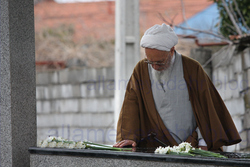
[35,0,250,152]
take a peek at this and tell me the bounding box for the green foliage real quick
[213,0,250,37]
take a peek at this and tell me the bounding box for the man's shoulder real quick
[181,55,206,78]
[131,58,149,81]
[133,58,148,71]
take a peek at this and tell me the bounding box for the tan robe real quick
[116,55,241,151]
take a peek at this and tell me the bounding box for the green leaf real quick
[86,145,132,151]
[189,149,227,158]
[213,0,250,37]
[169,152,195,157]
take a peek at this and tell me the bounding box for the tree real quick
[213,0,250,37]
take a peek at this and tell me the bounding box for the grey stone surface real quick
[240,131,248,150]
[190,48,212,65]
[242,48,250,70]
[105,67,115,80]
[48,71,59,84]
[36,67,115,144]
[244,111,250,129]
[56,67,115,84]
[37,112,114,128]
[231,116,243,132]
[59,68,70,84]
[233,53,243,73]
[248,130,250,148]
[72,84,81,97]
[211,45,248,152]
[190,48,212,78]
[85,68,97,81]
[49,85,62,99]
[217,67,228,84]
[0,0,36,166]
[212,45,236,69]
[37,127,116,144]
[30,154,228,167]
[224,98,245,116]
[66,57,87,68]
[36,86,49,100]
[68,68,88,83]
[36,72,50,85]
[103,81,115,96]
[243,69,250,90]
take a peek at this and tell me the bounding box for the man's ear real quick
[170,47,175,55]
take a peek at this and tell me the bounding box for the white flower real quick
[154,146,163,153]
[159,148,168,154]
[165,146,171,153]
[63,143,70,148]
[184,146,191,153]
[171,146,181,153]
[154,148,160,153]
[154,142,195,155]
[76,141,86,149]
[68,142,76,149]
[179,142,192,149]
[155,146,171,154]
[163,146,171,154]
[56,142,64,148]
[56,136,64,142]
[178,142,192,153]
[41,140,48,148]
[48,141,57,148]
[46,136,56,142]
[37,140,43,147]
[68,142,76,148]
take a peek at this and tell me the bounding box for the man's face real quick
[145,48,173,71]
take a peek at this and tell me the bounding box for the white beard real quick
[151,60,174,85]
[152,69,164,83]
[152,66,172,85]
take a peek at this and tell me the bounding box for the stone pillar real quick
[114,0,140,133]
[0,0,36,166]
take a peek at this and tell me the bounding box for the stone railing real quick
[29,147,250,167]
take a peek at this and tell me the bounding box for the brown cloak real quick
[116,55,241,151]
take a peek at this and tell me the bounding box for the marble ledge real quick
[29,147,250,167]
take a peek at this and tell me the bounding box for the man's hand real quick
[113,140,136,148]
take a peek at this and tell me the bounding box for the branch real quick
[158,13,233,44]
[229,1,239,25]
[224,22,238,34]
[221,0,242,35]
[232,0,250,31]
[180,0,190,28]
[161,11,178,27]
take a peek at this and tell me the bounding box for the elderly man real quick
[113,23,241,151]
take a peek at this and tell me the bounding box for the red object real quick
[36,61,66,69]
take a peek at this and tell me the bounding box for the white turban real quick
[140,23,178,51]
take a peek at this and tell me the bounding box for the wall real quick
[36,67,116,144]
[36,46,250,151]
[212,46,250,152]
[190,46,250,152]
